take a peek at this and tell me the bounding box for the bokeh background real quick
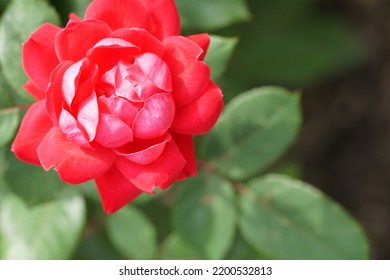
[179,0,390,259]
[221,0,390,259]
[0,0,389,259]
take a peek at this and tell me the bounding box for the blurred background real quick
[214,0,390,259]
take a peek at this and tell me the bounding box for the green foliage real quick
[0,191,86,259]
[106,205,157,259]
[239,175,370,259]
[205,35,238,81]
[201,87,301,180]
[176,0,250,32]
[160,234,200,260]
[4,151,67,206]
[226,235,267,260]
[0,108,20,147]
[0,68,15,108]
[0,0,11,13]
[173,173,236,259]
[0,0,60,101]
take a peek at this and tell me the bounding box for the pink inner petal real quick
[133,92,175,139]
[77,91,99,141]
[59,108,90,147]
[62,60,84,107]
[98,95,138,127]
[135,52,172,92]
[94,113,133,148]
[114,133,172,165]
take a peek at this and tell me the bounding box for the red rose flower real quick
[11,0,223,213]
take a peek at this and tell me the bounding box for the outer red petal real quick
[111,28,164,56]
[55,19,112,62]
[170,81,223,135]
[69,13,82,21]
[187,33,210,61]
[22,23,60,93]
[172,133,197,179]
[116,139,186,193]
[85,0,180,40]
[11,101,53,165]
[95,165,142,214]
[23,81,45,100]
[37,127,116,184]
[163,36,210,107]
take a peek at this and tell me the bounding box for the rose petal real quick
[116,139,186,193]
[11,101,53,165]
[171,81,223,135]
[114,133,171,165]
[46,61,74,125]
[23,80,45,100]
[135,52,172,92]
[94,113,133,148]
[111,28,164,55]
[62,60,84,107]
[59,109,90,148]
[133,93,175,139]
[85,0,180,40]
[163,36,210,107]
[172,133,197,179]
[95,165,142,214]
[69,13,82,21]
[98,96,138,127]
[187,33,210,61]
[55,19,112,62]
[77,92,99,141]
[37,127,116,184]
[22,23,60,92]
[87,38,140,73]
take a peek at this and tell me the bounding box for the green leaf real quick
[160,233,201,260]
[0,191,86,259]
[133,188,162,206]
[106,205,157,259]
[205,35,238,80]
[176,0,251,31]
[173,173,236,259]
[74,231,123,260]
[0,149,10,204]
[239,174,370,259]
[0,68,15,108]
[226,234,268,260]
[0,0,11,13]
[4,151,67,206]
[0,108,20,147]
[0,0,60,101]
[201,87,301,180]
